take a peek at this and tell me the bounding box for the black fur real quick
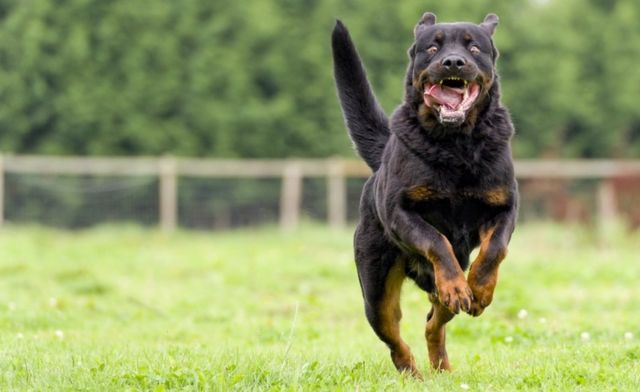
[331,20,390,171]
[331,13,519,375]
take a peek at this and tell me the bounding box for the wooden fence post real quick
[280,163,302,230]
[159,156,178,232]
[327,158,346,228]
[0,154,4,227]
[597,179,617,224]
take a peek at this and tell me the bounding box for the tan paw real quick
[436,276,473,314]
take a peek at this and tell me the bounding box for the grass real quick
[0,222,639,390]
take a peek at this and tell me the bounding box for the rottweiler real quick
[331,12,518,377]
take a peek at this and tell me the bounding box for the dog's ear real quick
[414,12,436,37]
[480,13,499,36]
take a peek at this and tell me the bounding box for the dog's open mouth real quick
[423,77,480,126]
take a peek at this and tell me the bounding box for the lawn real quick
[0,223,639,390]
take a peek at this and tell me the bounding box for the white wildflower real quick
[580,331,590,341]
[624,332,634,341]
[55,330,64,340]
[504,336,513,343]
[517,309,528,319]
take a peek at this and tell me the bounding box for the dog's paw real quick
[391,351,423,380]
[436,276,473,314]
[466,280,495,317]
[465,264,499,317]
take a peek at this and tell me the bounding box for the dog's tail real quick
[331,20,390,171]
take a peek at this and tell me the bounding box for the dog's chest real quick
[405,184,509,206]
[404,183,509,232]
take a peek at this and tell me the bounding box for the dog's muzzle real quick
[423,77,480,126]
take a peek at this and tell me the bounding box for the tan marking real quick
[378,260,420,377]
[480,225,497,246]
[480,226,494,259]
[474,225,507,271]
[467,225,507,316]
[426,234,452,266]
[426,235,460,282]
[480,71,494,89]
[379,260,406,338]
[406,185,435,201]
[447,188,510,205]
[413,68,430,90]
[425,298,455,371]
[484,187,509,205]
[463,33,472,41]
[427,235,472,314]
[435,31,444,41]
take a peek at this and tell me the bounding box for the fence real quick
[1,154,640,231]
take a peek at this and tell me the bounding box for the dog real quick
[331,12,518,377]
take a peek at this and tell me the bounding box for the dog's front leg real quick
[467,208,517,316]
[389,207,473,314]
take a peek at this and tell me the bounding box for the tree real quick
[0,0,638,159]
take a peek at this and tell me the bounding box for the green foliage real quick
[0,224,639,390]
[500,0,640,157]
[0,0,638,158]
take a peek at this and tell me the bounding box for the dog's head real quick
[408,13,499,128]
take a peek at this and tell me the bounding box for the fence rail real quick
[1,154,640,230]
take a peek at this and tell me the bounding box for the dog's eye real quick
[469,45,481,55]
[427,45,438,55]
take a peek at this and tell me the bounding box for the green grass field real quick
[1,223,639,390]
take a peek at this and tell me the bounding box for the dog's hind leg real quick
[355,220,421,378]
[373,259,421,377]
[425,293,455,371]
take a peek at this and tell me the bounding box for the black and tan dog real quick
[331,12,518,377]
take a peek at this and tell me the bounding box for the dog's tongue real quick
[424,84,465,110]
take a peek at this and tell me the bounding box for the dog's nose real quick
[441,55,466,70]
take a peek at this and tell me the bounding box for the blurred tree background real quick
[0,0,639,159]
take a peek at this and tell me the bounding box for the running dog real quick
[331,12,518,377]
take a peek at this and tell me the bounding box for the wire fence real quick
[1,154,640,231]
